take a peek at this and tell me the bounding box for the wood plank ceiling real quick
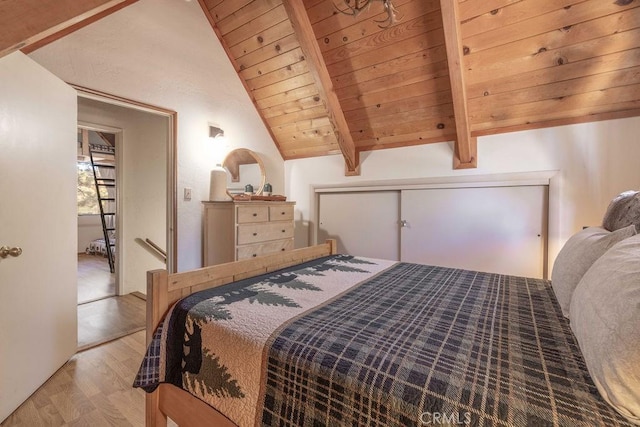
[3,0,638,173]
[199,0,640,173]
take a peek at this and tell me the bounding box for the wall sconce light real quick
[209,124,227,163]
[208,124,231,201]
[209,126,224,139]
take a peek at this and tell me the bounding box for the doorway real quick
[77,128,117,304]
[74,87,177,350]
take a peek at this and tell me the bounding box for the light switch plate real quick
[184,187,192,201]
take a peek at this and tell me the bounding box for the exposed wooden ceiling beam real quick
[440,0,477,169]
[281,0,359,175]
[0,0,138,59]
[196,1,289,164]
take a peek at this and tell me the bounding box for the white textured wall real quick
[29,0,284,271]
[286,116,640,271]
[77,215,103,253]
[78,97,167,294]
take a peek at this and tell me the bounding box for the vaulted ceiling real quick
[198,0,640,174]
[3,0,639,175]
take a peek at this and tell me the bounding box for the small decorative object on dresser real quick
[263,183,272,196]
[202,200,295,266]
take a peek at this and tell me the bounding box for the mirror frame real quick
[222,148,266,196]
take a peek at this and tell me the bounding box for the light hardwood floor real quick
[0,331,177,427]
[77,253,146,351]
[1,257,157,425]
[78,254,115,304]
[78,294,146,351]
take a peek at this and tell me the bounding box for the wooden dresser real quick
[202,200,295,266]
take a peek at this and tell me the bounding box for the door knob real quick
[0,246,22,258]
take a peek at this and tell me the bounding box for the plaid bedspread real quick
[135,256,635,427]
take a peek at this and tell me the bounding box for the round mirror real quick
[223,148,266,196]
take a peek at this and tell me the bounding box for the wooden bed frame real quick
[144,240,337,427]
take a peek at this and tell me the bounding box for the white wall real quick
[286,116,640,271]
[77,215,103,253]
[29,0,284,271]
[78,97,167,294]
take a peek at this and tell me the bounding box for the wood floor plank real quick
[66,409,113,427]
[49,386,96,424]
[0,331,151,426]
[0,322,176,426]
[33,370,73,409]
[9,400,49,427]
[106,388,145,426]
[87,394,133,426]
[77,294,146,351]
[72,370,102,399]
[38,403,64,426]
[77,253,115,304]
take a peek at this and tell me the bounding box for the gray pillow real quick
[602,190,640,232]
[550,225,636,317]
[570,233,640,424]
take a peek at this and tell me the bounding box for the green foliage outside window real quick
[77,163,107,215]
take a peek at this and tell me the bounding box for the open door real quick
[0,52,78,421]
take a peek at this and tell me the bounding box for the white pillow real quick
[551,225,636,317]
[602,190,640,232]
[570,233,640,424]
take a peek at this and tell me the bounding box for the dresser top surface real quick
[202,200,295,205]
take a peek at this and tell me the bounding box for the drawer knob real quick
[253,232,258,236]
[253,213,257,217]
[252,254,257,257]
[282,229,285,233]
[281,211,285,215]
[281,248,285,251]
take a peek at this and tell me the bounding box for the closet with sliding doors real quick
[316,176,550,279]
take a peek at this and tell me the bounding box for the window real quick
[77,162,107,215]
[77,128,115,215]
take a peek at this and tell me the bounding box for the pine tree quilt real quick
[134,255,634,426]
[134,255,396,426]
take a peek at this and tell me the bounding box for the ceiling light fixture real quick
[334,0,401,28]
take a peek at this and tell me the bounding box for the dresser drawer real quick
[204,200,295,266]
[237,205,268,223]
[269,205,294,221]
[236,239,294,260]
[237,222,294,245]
